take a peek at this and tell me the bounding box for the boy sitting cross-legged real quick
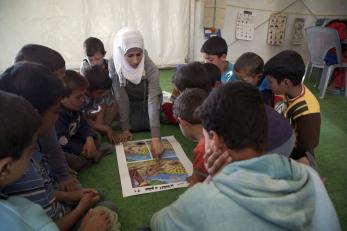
[264,50,321,168]
[56,70,113,171]
[84,65,119,145]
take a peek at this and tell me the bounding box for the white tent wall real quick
[0,0,189,71]
[190,0,347,64]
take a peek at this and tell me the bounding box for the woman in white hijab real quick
[109,27,164,157]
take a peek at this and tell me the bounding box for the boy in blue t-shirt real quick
[201,36,236,83]
[234,52,273,106]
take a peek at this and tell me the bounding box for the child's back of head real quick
[264,50,305,86]
[198,82,267,153]
[174,62,211,92]
[0,62,65,115]
[173,88,208,125]
[84,65,112,93]
[0,91,41,162]
[203,63,221,87]
[200,36,228,57]
[14,44,65,78]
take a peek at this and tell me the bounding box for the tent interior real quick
[0,0,346,230]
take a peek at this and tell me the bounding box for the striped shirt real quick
[284,85,321,159]
[1,149,65,220]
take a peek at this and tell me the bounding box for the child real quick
[0,91,113,231]
[162,63,220,125]
[84,65,118,144]
[203,62,222,87]
[15,44,66,79]
[80,37,108,75]
[264,50,320,168]
[233,52,296,157]
[14,43,79,191]
[201,36,236,83]
[151,82,340,231]
[173,88,208,186]
[173,62,212,93]
[0,62,117,230]
[174,60,295,158]
[234,52,273,105]
[80,37,118,127]
[56,70,111,171]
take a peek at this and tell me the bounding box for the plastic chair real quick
[304,26,347,99]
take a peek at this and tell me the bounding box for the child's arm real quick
[85,116,118,144]
[38,127,73,183]
[55,188,99,203]
[187,170,206,187]
[55,192,100,231]
[82,136,100,161]
[294,114,320,166]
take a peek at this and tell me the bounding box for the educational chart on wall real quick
[115,136,193,197]
[291,18,305,44]
[267,14,287,45]
[235,10,255,41]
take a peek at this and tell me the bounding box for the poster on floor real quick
[115,136,193,197]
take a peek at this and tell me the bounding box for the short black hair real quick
[200,36,228,57]
[234,52,264,75]
[198,82,267,152]
[203,63,221,86]
[63,70,89,96]
[0,91,41,160]
[14,44,65,72]
[83,37,106,57]
[173,62,212,92]
[84,65,112,92]
[0,62,65,114]
[264,50,305,86]
[173,88,208,124]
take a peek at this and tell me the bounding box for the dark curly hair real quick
[198,81,267,152]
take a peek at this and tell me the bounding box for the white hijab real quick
[113,27,145,86]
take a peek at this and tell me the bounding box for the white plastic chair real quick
[304,26,347,99]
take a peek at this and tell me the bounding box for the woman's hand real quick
[118,130,132,142]
[151,138,164,159]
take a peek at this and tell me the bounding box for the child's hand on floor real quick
[106,127,119,144]
[118,130,132,142]
[80,209,112,231]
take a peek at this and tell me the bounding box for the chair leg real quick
[320,66,335,99]
[304,62,313,83]
[317,67,327,90]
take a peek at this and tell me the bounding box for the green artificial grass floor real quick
[78,69,347,231]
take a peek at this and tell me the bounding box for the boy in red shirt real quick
[173,88,209,186]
